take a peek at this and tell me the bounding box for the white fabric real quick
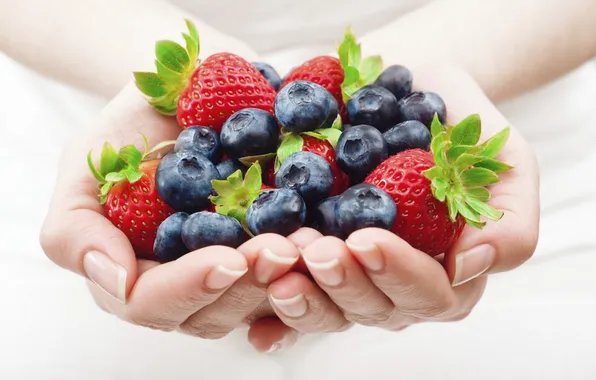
[2,0,596,378]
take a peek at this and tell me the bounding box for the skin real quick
[4,0,590,353]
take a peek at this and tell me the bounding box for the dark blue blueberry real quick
[246,189,307,236]
[374,65,413,101]
[156,150,220,212]
[220,108,279,159]
[153,212,189,263]
[216,159,247,180]
[252,62,282,91]
[174,126,221,163]
[275,151,333,204]
[383,120,431,155]
[275,80,336,133]
[181,211,245,251]
[335,184,396,236]
[308,196,345,239]
[336,125,388,183]
[322,96,340,128]
[396,91,446,127]
[343,123,353,130]
[346,85,400,132]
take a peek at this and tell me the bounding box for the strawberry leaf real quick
[155,40,190,74]
[239,152,276,167]
[276,133,304,171]
[133,72,167,98]
[447,144,472,162]
[475,158,513,173]
[87,151,105,183]
[451,114,481,146]
[471,127,511,158]
[99,142,125,177]
[105,172,126,182]
[314,128,342,149]
[359,56,383,84]
[460,167,499,187]
[118,145,143,168]
[244,161,263,193]
[466,197,503,220]
[331,114,343,130]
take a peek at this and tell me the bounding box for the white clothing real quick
[1,0,595,379]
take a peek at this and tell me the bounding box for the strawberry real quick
[364,114,513,256]
[88,138,176,260]
[281,27,384,122]
[133,20,276,134]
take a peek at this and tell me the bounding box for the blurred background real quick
[1,0,596,379]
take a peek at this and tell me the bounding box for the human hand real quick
[39,82,305,338]
[254,64,539,344]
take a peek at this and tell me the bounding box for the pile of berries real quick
[88,21,512,263]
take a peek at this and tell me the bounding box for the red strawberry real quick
[281,27,385,123]
[282,56,346,120]
[134,20,276,134]
[364,114,513,256]
[88,139,175,260]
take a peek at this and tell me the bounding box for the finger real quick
[268,272,351,334]
[300,236,396,328]
[286,227,324,275]
[413,64,539,285]
[95,246,247,332]
[247,317,302,353]
[179,234,299,338]
[346,228,465,320]
[39,82,182,302]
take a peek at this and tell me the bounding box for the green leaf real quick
[466,187,490,203]
[155,40,190,74]
[118,145,143,168]
[431,178,448,202]
[466,197,503,221]
[466,219,487,229]
[133,72,167,98]
[314,128,342,149]
[105,172,126,182]
[211,177,237,196]
[155,59,183,83]
[98,142,124,177]
[475,158,514,173]
[423,166,444,182]
[430,132,449,169]
[122,167,144,183]
[343,66,360,87]
[447,195,458,222]
[228,208,247,222]
[331,115,343,130]
[454,153,485,172]
[447,144,472,162]
[244,162,263,193]
[337,26,356,68]
[460,167,499,187]
[430,114,444,138]
[276,134,304,167]
[185,19,200,47]
[359,56,383,84]
[451,114,481,146]
[145,140,176,158]
[238,152,276,167]
[455,198,483,224]
[473,127,511,158]
[302,131,327,140]
[87,151,105,183]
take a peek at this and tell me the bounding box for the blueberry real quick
[276,151,333,204]
[252,62,282,91]
[220,108,279,159]
[153,212,189,263]
[336,125,388,183]
[246,189,307,236]
[275,80,336,133]
[216,159,247,180]
[308,196,345,239]
[383,120,431,155]
[335,184,396,236]
[156,150,220,212]
[174,126,221,163]
[181,211,245,251]
[396,91,446,127]
[346,85,400,132]
[322,96,340,128]
[374,65,413,101]
[343,123,353,130]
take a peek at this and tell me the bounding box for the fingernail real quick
[270,293,308,318]
[266,331,301,353]
[83,251,127,304]
[303,257,344,286]
[346,240,384,271]
[452,244,496,287]
[205,265,248,290]
[255,248,299,284]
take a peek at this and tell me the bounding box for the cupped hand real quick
[39,82,304,339]
[260,64,539,340]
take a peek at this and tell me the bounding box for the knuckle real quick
[179,318,231,339]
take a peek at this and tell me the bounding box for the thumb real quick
[40,193,138,304]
